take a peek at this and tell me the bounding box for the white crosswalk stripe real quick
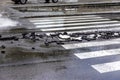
[29,15,120,74]
[92,61,120,73]
[62,38,120,49]
[74,48,120,59]
[36,21,118,28]
[33,19,110,25]
[30,17,108,22]
[29,15,103,21]
[41,23,120,31]
[29,15,120,32]
[73,41,120,73]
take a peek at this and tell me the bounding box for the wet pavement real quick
[1,52,120,80]
[1,0,120,80]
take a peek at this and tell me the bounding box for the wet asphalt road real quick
[1,53,120,80]
[1,0,120,80]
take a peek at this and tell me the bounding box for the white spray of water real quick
[0,13,19,29]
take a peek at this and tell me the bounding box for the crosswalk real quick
[29,15,120,74]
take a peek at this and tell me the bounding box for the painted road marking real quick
[74,48,120,59]
[35,21,118,28]
[62,38,120,49]
[33,19,110,25]
[29,15,120,74]
[29,15,102,21]
[92,61,120,73]
[41,23,120,31]
[29,17,109,23]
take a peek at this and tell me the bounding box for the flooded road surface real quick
[1,0,120,80]
[0,14,120,80]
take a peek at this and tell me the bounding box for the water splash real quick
[0,13,19,30]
